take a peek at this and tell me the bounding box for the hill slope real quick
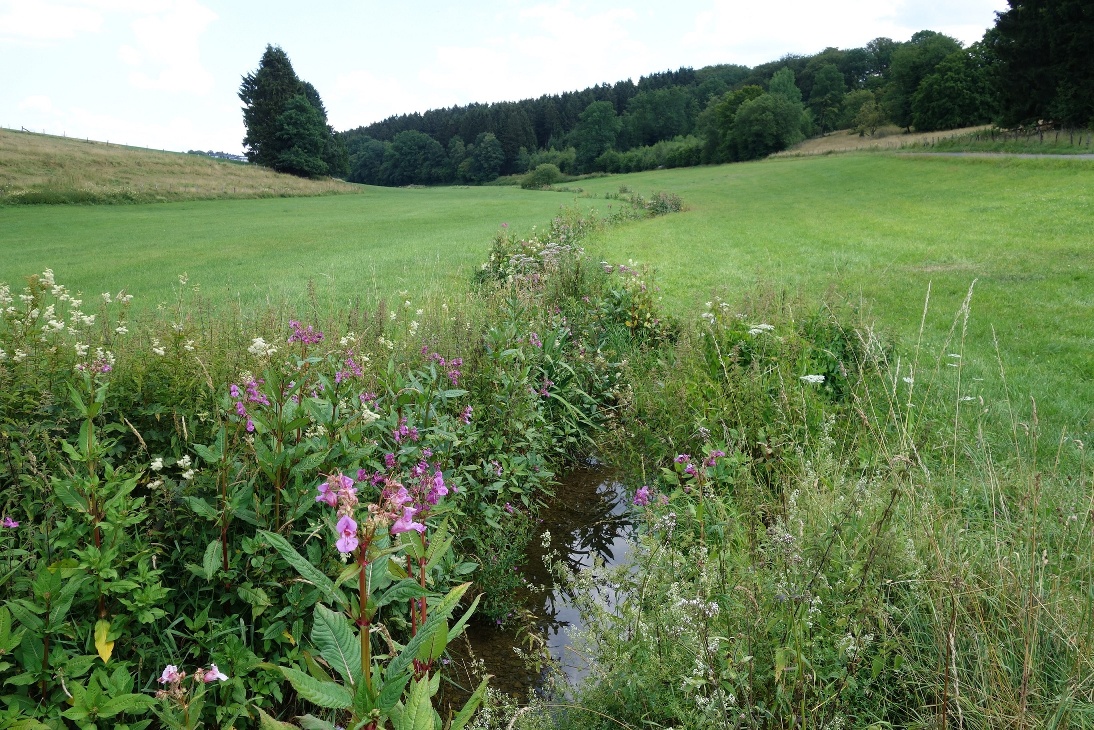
[0,128,360,204]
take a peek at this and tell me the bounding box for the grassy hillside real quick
[0,127,360,204]
[774,124,989,156]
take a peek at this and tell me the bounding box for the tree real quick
[769,67,803,104]
[381,131,447,186]
[885,31,963,128]
[467,132,504,183]
[912,46,995,131]
[239,45,344,177]
[240,46,303,167]
[572,101,621,171]
[731,93,805,160]
[698,85,763,162]
[809,64,847,132]
[992,0,1094,127]
[271,95,330,177]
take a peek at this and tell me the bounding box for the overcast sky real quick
[1,0,1008,153]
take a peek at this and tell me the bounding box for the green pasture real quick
[0,185,588,310]
[2,153,1090,440]
[578,154,1094,444]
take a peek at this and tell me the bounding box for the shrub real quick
[520,163,563,189]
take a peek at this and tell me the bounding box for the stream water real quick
[441,468,635,706]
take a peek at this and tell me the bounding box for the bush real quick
[520,163,562,189]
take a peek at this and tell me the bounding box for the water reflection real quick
[442,469,634,706]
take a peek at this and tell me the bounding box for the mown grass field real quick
[2,153,1090,441]
[579,154,1094,445]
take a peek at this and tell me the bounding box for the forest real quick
[320,1,1092,186]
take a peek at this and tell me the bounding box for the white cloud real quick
[18,95,56,114]
[121,0,218,94]
[0,0,103,41]
[407,2,649,117]
[327,69,423,130]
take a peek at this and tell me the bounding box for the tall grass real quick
[0,128,361,204]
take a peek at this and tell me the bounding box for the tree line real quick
[240,1,1091,183]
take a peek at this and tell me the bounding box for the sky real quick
[1,0,1009,154]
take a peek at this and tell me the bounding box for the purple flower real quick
[235,401,247,417]
[427,470,448,505]
[684,464,697,476]
[229,384,241,398]
[674,454,690,464]
[384,453,396,470]
[159,665,182,684]
[2,516,18,528]
[528,332,542,348]
[632,486,651,507]
[461,405,473,425]
[245,419,255,433]
[335,514,359,553]
[202,664,229,682]
[288,320,324,345]
[391,506,425,535]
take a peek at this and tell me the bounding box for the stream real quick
[442,468,635,705]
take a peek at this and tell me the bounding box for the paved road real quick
[899,151,1094,160]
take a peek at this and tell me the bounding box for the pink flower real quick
[315,481,338,507]
[335,514,359,553]
[2,516,19,528]
[391,506,425,535]
[202,663,229,682]
[633,486,651,507]
[159,665,182,684]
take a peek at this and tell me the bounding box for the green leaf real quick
[448,675,490,730]
[292,450,329,475]
[202,539,223,581]
[311,604,359,687]
[417,621,447,664]
[98,693,156,718]
[258,530,340,607]
[377,672,410,712]
[278,666,352,709]
[388,583,470,679]
[376,579,429,610]
[184,496,218,521]
[446,594,479,644]
[53,482,89,513]
[296,714,338,730]
[257,708,299,730]
[192,442,221,465]
[47,574,86,630]
[237,584,271,618]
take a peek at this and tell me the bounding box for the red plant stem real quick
[357,532,374,696]
[407,555,417,637]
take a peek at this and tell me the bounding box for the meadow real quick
[2,149,1093,729]
[4,153,1089,442]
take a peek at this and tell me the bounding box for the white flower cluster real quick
[151,338,166,357]
[247,337,277,358]
[799,374,825,385]
[749,323,775,336]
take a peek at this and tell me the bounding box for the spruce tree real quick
[240,45,304,167]
[239,45,347,177]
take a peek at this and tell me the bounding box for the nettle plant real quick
[179,323,486,728]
